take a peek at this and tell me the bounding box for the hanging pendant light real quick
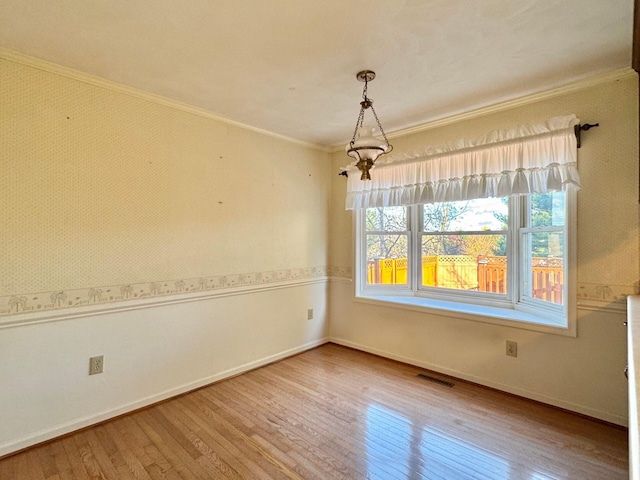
[345,70,393,180]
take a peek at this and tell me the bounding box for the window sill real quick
[354,294,575,336]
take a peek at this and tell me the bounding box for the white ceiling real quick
[0,0,634,147]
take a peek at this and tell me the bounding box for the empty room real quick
[1,1,639,479]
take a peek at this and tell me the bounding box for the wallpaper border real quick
[576,282,637,313]
[326,268,633,313]
[2,264,630,327]
[0,266,351,328]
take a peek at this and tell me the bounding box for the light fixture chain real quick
[370,104,390,147]
[350,106,366,145]
[345,70,393,180]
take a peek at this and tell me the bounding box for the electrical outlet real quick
[506,341,518,358]
[89,355,104,375]
[307,308,314,320]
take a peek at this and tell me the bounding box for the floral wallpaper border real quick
[576,282,638,308]
[328,269,634,311]
[2,266,630,318]
[328,268,635,307]
[1,266,352,318]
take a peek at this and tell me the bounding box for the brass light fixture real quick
[345,70,393,180]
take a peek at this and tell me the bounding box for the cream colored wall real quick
[329,73,639,425]
[0,57,331,455]
[1,58,330,313]
[0,51,636,457]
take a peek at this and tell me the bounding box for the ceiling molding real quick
[0,47,331,153]
[331,67,637,152]
[2,47,634,155]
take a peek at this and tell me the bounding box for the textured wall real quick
[0,57,330,318]
[0,55,331,455]
[331,72,639,308]
[329,72,639,424]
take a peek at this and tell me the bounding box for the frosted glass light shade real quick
[346,126,390,180]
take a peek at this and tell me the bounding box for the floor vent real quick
[417,373,454,388]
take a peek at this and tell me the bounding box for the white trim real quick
[0,47,330,153]
[330,337,627,426]
[353,295,575,336]
[328,276,628,314]
[0,338,329,457]
[576,299,627,314]
[355,193,577,335]
[628,296,640,480]
[0,277,329,330]
[331,67,636,151]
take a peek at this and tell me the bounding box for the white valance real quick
[344,115,581,210]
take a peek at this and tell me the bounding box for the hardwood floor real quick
[0,343,628,479]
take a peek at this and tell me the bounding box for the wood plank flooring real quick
[0,343,628,479]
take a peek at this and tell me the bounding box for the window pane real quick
[423,197,508,232]
[421,234,507,294]
[524,231,564,305]
[366,207,407,232]
[366,234,408,285]
[528,192,566,227]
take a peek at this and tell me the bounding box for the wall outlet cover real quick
[89,355,104,375]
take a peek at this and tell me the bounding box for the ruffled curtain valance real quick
[344,115,581,210]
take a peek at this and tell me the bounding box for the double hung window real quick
[345,115,580,333]
[358,190,574,328]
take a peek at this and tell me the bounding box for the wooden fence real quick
[367,255,563,304]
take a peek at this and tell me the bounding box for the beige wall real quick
[0,56,331,455]
[329,73,639,425]
[1,52,637,457]
[1,58,330,312]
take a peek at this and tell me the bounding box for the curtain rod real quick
[574,123,600,148]
[339,122,600,177]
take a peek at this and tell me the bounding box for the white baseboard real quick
[329,337,628,427]
[0,337,329,457]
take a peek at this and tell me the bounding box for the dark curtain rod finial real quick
[338,171,348,177]
[575,123,600,148]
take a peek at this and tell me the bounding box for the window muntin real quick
[422,198,507,232]
[520,192,566,308]
[357,192,571,326]
[364,207,409,286]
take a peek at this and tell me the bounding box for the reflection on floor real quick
[366,403,551,479]
[0,343,628,479]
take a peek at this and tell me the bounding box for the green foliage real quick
[529,193,564,257]
[492,193,565,257]
[367,193,564,262]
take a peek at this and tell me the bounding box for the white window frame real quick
[354,190,577,336]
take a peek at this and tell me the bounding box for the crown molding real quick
[0,47,331,153]
[2,47,633,155]
[331,67,637,152]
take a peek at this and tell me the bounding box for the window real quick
[356,190,575,330]
[347,115,580,333]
